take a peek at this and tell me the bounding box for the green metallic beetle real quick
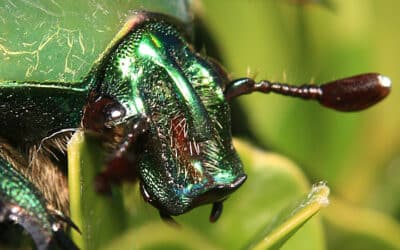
[0,11,391,249]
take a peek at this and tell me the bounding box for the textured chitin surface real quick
[97,14,245,214]
[0,83,87,147]
[0,156,53,248]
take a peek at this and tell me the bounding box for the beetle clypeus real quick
[0,11,391,249]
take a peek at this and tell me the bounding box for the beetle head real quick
[91,12,246,217]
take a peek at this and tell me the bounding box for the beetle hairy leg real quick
[225,73,391,111]
[82,93,151,193]
[94,115,150,194]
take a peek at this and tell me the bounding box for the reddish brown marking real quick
[171,114,187,153]
[170,114,202,181]
[171,114,201,158]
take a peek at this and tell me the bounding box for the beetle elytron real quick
[0,11,391,249]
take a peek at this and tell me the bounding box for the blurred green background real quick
[199,0,400,249]
[0,0,399,249]
[200,0,399,209]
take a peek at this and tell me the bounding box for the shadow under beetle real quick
[0,11,391,249]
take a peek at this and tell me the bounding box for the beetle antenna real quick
[225,73,391,111]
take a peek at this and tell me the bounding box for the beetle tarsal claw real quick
[51,210,81,234]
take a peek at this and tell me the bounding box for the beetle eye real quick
[110,109,123,119]
[103,102,126,125]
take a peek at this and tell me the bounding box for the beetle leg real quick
[95,115,151,194]
[0,155,79,250]
[225,73,391,111]
[50,209,81,234]
[209,201,223,223]
[82,94,151,193]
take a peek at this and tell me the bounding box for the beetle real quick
[0,10,391,249]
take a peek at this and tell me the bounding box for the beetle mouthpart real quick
[226,174,247,189]
[209,201,223,223]
[192,174,247,207]
[213,174,247,195]
[159,211,180,228]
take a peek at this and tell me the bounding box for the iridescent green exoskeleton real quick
[0,11,391,249]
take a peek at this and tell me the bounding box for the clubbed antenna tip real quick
[318,73,391,111]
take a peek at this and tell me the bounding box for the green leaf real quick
[247,182,329,250]
[68,131,127,249]
[324,198,400,250]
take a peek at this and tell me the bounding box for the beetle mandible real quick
[0,11,391,249]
